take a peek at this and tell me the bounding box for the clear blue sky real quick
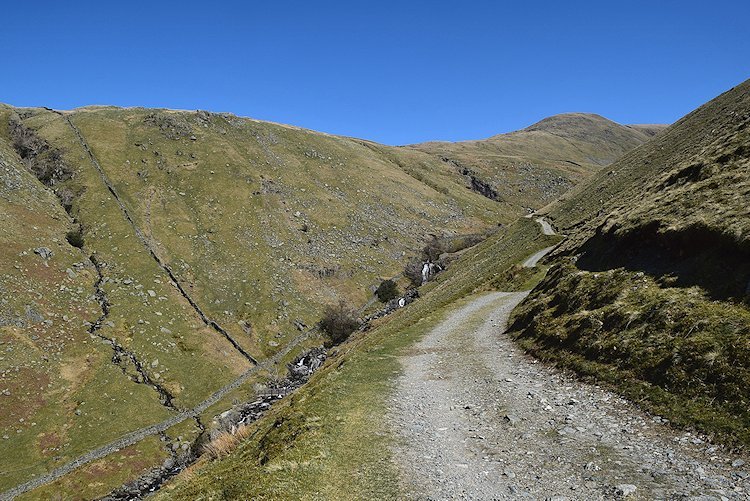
[2,1,748,145]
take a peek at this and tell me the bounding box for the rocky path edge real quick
[390,291,750,499]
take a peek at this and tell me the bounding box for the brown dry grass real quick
[201,424,255,460]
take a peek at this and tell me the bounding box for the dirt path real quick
[521,246,556,268]
[535,217,556,236]
[390,291,749,499]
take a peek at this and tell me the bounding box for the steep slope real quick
[150,81,750,499]
[154,219,562,500]
[510,79,750,443]
[410,113,664,211]
[0,105,652,497]
[0,118,194,492]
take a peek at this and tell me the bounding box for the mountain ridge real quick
[409,112,665,212]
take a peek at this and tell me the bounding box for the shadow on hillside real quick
[576,221,750,302]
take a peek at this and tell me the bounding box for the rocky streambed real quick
[100,348,327,500]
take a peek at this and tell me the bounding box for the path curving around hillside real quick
[521,217,557,267]
[535,216,556,236]
[390,291,749,499]
[521,246,556,268]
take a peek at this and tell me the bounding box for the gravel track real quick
[390,291,749,499]
[535,217,556,236]
[521,246,556,268]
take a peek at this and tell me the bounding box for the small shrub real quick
[9,118,73,186]
[375,279,399,303]
[66,227,85,249]
[320,301,360,346]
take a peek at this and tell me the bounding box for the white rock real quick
[616,484,637,497]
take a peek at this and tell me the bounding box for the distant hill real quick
[410,113,664,211]
[510,78,750,444]
[627,123,668,137]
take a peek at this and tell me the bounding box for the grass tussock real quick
[202,424,255,460]
[509,261,750,445]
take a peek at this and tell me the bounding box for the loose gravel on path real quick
[535,217,556,236]
[390,291,749,500]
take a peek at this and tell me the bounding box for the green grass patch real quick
[16,435,168,501]
[510,262,750,446]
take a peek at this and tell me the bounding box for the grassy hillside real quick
[156,218,560,500]
[509,79,750,445]
[0,104,643,497]
[411,113,665,211]
[153,79,749,499]
[0,118,182,491]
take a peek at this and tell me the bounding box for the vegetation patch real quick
[319,301,360,346]
[375,279,399,303]
[8,116,73,186]
[509,261,750,446]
